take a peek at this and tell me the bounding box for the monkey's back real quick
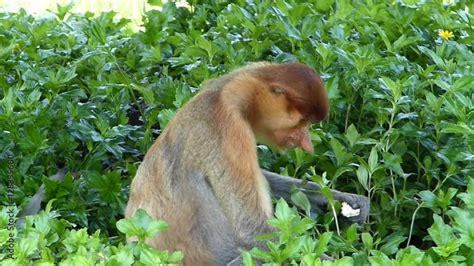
[125,88,241,265]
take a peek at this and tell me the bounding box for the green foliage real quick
[0,0,473,264]
[116,209,169,242]
[0,206,182,265]
[246,199,340,264]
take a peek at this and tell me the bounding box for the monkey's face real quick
[267,122,314,153]
[253,95,314,153]
[250,63,329,153]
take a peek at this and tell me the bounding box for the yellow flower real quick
[438,30,454,40]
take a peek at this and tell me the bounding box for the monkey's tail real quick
[17,168,67,228]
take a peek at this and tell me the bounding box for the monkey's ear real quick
[270,86,286,95]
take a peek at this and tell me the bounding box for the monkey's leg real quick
[262,170,369,224]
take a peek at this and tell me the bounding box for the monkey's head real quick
[248,63,329,153]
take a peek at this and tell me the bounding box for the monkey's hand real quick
[262,170,369,224]
[327,191,369,224]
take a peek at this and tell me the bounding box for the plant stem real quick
[406,200,423,248]
[345,104,351,132]
[330,204,341,236]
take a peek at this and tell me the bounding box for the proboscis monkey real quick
[127,62,368,265]
[125,63,368,266]
[124,63,369,265]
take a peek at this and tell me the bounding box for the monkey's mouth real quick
[283,128,314,153]
[285,140,298,149]
[258,127,314,154]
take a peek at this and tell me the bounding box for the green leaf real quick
[451,75,474,92]
[370,22,392,52]
[419,190,437,208]
[428,188,457,212]
[315,0,334,12]
[428,215,454,247]
[116,209,168,242]
[130,83,155,105]
[392,34,422,51]
[301,15,320,39]
[330,138,350,166]
[249,247,273,261]
[108,246,134,265]
[345,124,360,147]
[169,251,185,262]
[433,78,450,91]
[274,199,293,221]
[321,187,334,206]
[278,16,302,40]
[368,250,393,266]
[432,240,462,258]
[54,2,74,20]
[26,89,41,105]
[333,166,353,180]
[139,245,163,265]
[242,251,255,266]
[362,232,373,251]
[379,233,407,255]
[88,171,123,204]
[1,86,16,115]
[63,229,91,253]
[345,224,359,244]
[356,164,369,191]
[32,211,52,235]
[380,77,401,102]
[17,234,39,258]
[368,146,378,174]
[90,20,107,44]
[441,122,474,135]
[291,191,311,217]
[157,109,176,129]
[382,152,404,177]
[148,0,163,6]
[291,218,316,234]
[448,207,474,249]
[418,46,445,67]
[333,0,352,19]
[396,246,427,265]
[0,229,9,245]
[56,66,77,85]
[458,178,474,208]
[315,232,332,256]
[282,236,305,259]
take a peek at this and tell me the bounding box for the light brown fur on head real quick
[125,62,329,265]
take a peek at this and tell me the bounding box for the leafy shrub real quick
[0,204,183,265]
[0,0,473,264]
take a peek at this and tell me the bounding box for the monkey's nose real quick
[298,128,314,154]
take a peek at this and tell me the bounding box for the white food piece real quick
[341,202,360,217]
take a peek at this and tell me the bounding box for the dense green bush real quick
[0,0,473,264]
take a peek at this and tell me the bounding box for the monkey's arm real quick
[262,170,369,224]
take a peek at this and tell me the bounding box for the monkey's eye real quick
[271,86,286,95]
